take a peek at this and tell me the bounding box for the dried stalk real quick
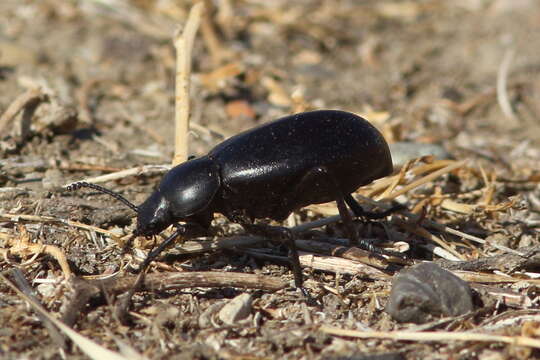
[295,239,397,269]
[380,160,465,201]
[63,164,171,188]
[112,271,287,293]
[298,251,390,280]
[320,325,540,349]
[8,269,67,349]
[172,2,204,166]
[0,87,47,135]
[0,213,120,241]
[0,225,72,278]
[497,48,517,121]
[0,273,130,360]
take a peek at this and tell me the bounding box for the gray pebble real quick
[218,293,253,325]
[386,262,473,323]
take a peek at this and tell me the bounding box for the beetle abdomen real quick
[210,110,392,220]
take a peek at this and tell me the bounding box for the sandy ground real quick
[1,1,540,359]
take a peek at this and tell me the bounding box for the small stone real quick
[218,293,252,325]
[386,262,474,323]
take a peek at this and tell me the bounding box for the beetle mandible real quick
[67,110,397,289]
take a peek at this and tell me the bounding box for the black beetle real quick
[67,110,397,289]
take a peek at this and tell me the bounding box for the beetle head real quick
[136,190,172,236]
[136,157,220,236]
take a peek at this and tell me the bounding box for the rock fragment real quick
[386,262,474,323]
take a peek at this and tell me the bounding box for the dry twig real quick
[0,273,132,360]
[8,268,67,349]
[436,245,540,273]
[299,251,390,280]
[497,48,517,121]
[172,2,204,166]
[320,325,540,349]
[472,284,532,309]
[110,271,287,293]
[62,164,171,188]
[0,213,121,242]
[381,160,465,201]
[0,225,72,278]
[76,79,100,125]
[295,239,402,269]
[0,87,47,135]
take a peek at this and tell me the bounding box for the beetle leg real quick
[337,192,400,256]
[232,213,306,293]
[308,167,402,257]
[241,223,305,290]
[122,232,138,253]
[334,194,359,245]
[343,194,408,258]
[344,194,405,220]
[117,225,196,324]
[300,167,362,246]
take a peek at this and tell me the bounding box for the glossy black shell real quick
[207,109,392,221]
[136,109,393,235]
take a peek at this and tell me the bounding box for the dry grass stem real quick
[8,268,67,349]
[113,271,287,293]
[0,273,134,360]
[426,219,522,256]
[420,244,462,261]
[298,251,390,280]
[295,239,395,269]
[497,48,517,121]
[63,164,171,188]
[451,270,540,285]
[0,87,47,134]
[393,218,465,260]
[319,325,540,349]
[65,272,286,309]
[76,79,100,125]
[363,159,456,197]
[380,160,466,201]
[172,2,204,166]
[480,310,540,331]
[378,159,411,199]
[1,225,72,278]
[0,212,121,241]
[353,192,522,256]
[471,284,532,309]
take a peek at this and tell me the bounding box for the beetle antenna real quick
[66,181,139,212]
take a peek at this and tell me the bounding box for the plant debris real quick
[1,1,539,359]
